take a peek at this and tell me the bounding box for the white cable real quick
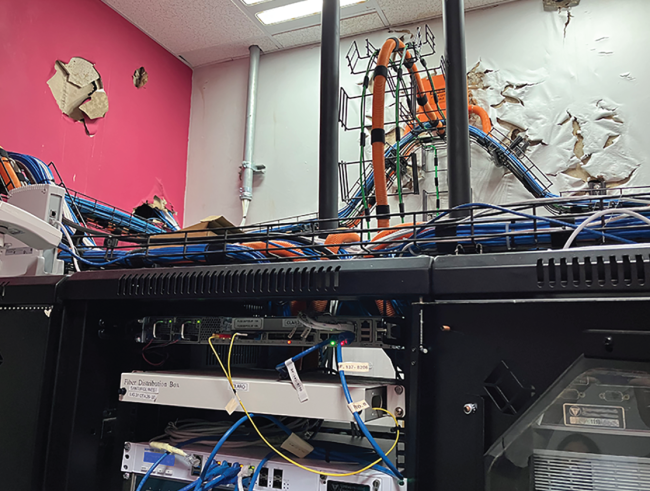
[60,225,80,272]
[562,207,650,249]
[297,312,354,332]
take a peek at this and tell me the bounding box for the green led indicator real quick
[330,340,336,346]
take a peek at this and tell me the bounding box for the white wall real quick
[185,0,650,226]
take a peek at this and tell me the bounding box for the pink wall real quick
[0,0,192,224]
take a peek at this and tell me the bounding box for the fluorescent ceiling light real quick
[257,0,367,25]
[241,0,270,5]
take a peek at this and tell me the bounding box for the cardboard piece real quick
[80,90,109,119]
[46,57,108,123]
[151,215,241,247]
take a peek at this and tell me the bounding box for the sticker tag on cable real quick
[338,362,370,373]
[284,359,309,402]
[280,432,314,458]
[348,400,370,413]
[225,397,239,415]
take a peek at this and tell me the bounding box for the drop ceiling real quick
[102,0,519,67]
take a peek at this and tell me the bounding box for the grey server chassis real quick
[1,249,650,490]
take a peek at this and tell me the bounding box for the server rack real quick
[0,275,64,491]
[3,246,650,490]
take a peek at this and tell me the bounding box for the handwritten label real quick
[347,400,370,413]
[233,382,249,392]
[285,359,309,402]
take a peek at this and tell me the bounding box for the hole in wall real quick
[133,67,148,89]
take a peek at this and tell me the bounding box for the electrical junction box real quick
[119,370,405,423]
[122,442,405,491]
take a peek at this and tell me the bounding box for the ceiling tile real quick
[103,0,267,54]
[377,0,518,26]
[274,12,385,49]
[181,37,279,66]
[376,0,443,26]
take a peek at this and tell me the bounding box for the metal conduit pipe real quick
[240,45,264,227]
[443,0,472,217]
[318,0,341,231]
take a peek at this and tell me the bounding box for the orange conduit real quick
[324,232,361,254]
[0,149,22,192]
[468,105,492,133]
[376,300,397,317]
[311,300,328,313]
[242,241,307,261]
[372,38,442,228]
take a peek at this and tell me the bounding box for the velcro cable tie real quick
[376,205,390,216]
[374,65,388,79]
[417,95,428,106]
[371,129,386,144]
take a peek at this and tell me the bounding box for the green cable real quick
[393,47,408,223]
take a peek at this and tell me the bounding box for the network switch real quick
[136,315,402,348]
[119,370,405,423]
[122,442,405,491]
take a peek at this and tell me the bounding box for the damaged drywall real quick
[47,57,108,133]
[463,54,641,201]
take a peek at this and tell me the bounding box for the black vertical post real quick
[318,0,340,230]
[443,0,472,216]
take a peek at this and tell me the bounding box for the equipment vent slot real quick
[533,451,650,490]
[541,254,650,289]
[118,266,341,297]
[204,345,260,367]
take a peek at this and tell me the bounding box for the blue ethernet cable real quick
[335,344,403,479]
[136,451,171,491]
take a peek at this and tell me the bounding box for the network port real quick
[259,467,269,487]
[191,455,202,476]
[272,469,283,489]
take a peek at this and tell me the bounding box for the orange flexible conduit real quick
[242,241,307,261]
[372,38,441,228]
[324,232,360,254]
[468,105,492,133]
[0,148,22,192]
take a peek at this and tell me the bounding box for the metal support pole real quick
[240,45,262,226]
[443,0,472,216]
[318,0,340,230]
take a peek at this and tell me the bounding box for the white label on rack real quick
[233,318,263,330]
[284,359,309,402]
[338,362,370,373]
[127,391,158,402]
[128,385,160,394]
[281,433,314,458]
[282,319,301,328]
[347,400,370,413]
[233,382,249,392]
[225,397,239,415]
